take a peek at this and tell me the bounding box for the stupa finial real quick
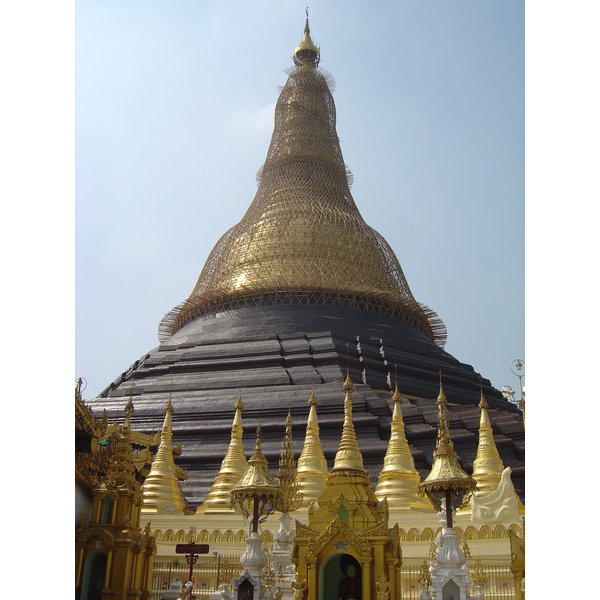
[124,393,134,431]
[163,394,173,432]
[293,7,320,67]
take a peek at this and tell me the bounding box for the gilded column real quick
[104,549,113,588]
[307,559,317,600]
[361,560,371,600]
[76,548,85,587]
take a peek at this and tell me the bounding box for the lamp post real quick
[418,376,477,600]
[231,427,282,581]
[503,359,525,427]
[419,377,476,528]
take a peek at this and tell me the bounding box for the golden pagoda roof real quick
[231,427,280,502]
[159,16,446,348]
[419,379,476,497]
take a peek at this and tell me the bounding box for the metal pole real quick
[445,489,453,529]
[252,494,260,534]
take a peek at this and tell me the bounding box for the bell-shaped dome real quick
[159,19,446,348]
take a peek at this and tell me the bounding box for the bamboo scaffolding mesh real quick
[159,25,446,348]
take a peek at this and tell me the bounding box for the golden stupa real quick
[158,13,445,348]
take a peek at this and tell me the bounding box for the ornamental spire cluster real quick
[275,407,302,513]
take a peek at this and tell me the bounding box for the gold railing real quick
[151,558,517,599]
[150,556,240,600]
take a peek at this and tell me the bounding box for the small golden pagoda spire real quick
[296,387,329,505]
[293,7,320,67]
[419,376,476,526]
[97,399,139,497]
[375,383,431,510]
[472,389,505,496]
[231,427,282,526]
[275,407,302,513]
[196,393,248,514]
[332,372,366,472]
[123,394,134,432]
[141,395,190,514]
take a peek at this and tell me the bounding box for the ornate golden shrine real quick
[292,374,402,599]
[76,400,157,600]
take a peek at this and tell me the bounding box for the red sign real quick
[175,543,209,554]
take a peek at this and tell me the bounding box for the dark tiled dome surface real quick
[87,304,524,507]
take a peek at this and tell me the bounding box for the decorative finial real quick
[293,12,320,67]
[125,392,134,415]
[235,390,243,412]
[124,393,134,430]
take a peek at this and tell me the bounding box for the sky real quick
[75,1,524,398]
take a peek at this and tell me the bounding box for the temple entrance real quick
[79,552,107,600]
[319,553,361,600]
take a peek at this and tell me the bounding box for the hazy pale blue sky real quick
[75,0,525,398]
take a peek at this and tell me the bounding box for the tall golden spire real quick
[332,372,366,472]
[159,14,445,348]
[196,394,248,514]
[472,390,505,496]
[141,396,190,514]
[375,383,431,510]
[275,407,302,513]
[420,377,476,522]
[293,8,320,66]
[296,387,329,505]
